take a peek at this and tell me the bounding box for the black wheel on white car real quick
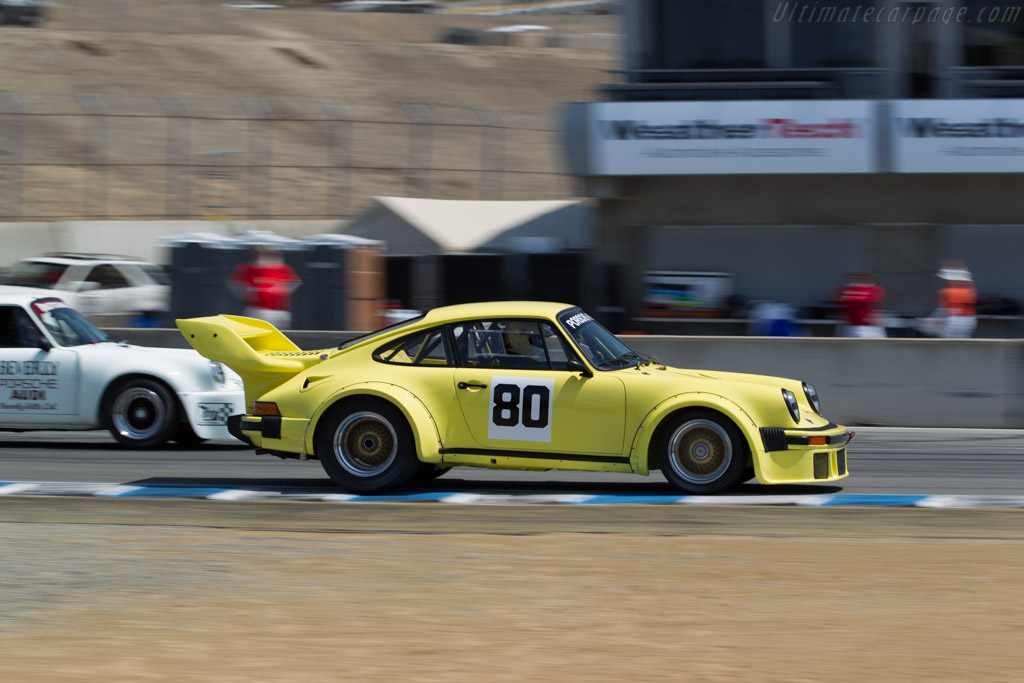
[658,410,747,494]
[172,422,206,448]
[104,378,178,449]
[316,398,418,494]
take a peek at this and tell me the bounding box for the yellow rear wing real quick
[177,315,330,406]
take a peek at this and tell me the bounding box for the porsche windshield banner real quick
[587,100,878,175]
[891,99,1024,173]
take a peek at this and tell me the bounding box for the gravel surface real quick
[0,500,1022,681]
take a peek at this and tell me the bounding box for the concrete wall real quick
[625,336,1024,429]
[106,328,1024,429]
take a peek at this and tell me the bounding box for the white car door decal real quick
[0,356,68,415]
[487,375,554,442]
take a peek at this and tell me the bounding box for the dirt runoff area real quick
[0,499,1022,682]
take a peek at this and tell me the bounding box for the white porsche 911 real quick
[0,286,245,448]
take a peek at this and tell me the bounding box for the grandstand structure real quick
[563,0,1024,328]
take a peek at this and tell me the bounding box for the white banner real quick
[587,100,877,175]
[892,100,1024,173]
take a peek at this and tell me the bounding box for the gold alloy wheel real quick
[665,419,733,485]
[332,411,398,477]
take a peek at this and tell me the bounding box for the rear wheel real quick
[316,398,418,494]
[658,410,746,494]
[104,378,178,449]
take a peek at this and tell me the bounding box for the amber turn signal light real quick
[253,402,281,417]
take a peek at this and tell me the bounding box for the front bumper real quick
[755,423,852,484]
[178,389,246,441]
[238,414,311,455]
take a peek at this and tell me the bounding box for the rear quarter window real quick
[373,327,451,367]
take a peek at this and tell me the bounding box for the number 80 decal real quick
[487,376,554,442]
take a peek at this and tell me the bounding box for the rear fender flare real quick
[307,382,442,464]
[629,393,760,477]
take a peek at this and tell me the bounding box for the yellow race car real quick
[177,302,850,494]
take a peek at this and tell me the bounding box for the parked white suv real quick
[3,253,171,323]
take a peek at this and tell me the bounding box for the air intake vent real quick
[813,452,829,479]
[837,448,847,476]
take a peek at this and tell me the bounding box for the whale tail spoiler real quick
[177,314,329,405]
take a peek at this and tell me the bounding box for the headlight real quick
[803,382,821,415]
[782,389,800,423]
[208,360,225,385]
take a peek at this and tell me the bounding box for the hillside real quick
[0,0,617,220]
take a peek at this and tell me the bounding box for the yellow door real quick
[453,368,625,455]
[448,318,625,456]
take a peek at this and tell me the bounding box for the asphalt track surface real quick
[1,426,1023,498]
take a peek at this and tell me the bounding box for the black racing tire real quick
[741,466,758,483]
[410,463,451,483]
[104,378,179,449]
[172,422,207,448]
[316,398,419,494]
[657,409,747,494]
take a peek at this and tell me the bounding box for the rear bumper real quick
[239,414,311,455]
[755,423,852,484]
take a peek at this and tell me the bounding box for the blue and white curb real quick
[1,481,1024,507]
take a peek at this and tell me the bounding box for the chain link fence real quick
[0,93,573,220]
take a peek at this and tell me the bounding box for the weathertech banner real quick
[892,99,1024,173]
[587,100,877,175]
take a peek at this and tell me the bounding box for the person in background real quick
[229,245,301,329]
[835,270,887,338]
[923,262,977,338]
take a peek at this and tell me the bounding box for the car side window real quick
[85,265,129,289]
[451,320,551,370]
[0,306,46,348]
[373,327,451,367]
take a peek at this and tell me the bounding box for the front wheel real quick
[172,422,206,448]
[104,378,178,448]
[658,410,747,494]
[410,463,451,483]
[316,399,419,494]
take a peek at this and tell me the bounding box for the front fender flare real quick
[629,392,761,477]
[306,382,442,464]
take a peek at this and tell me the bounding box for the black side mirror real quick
[566,358,593,377]
[37,337,52,352]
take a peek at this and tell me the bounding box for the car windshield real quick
[6,261,68,289]
[30,298,111,346]
[557,307,640,371]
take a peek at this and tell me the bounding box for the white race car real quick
[0,286,245,447]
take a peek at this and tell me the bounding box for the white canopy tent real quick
[339,197,594,254]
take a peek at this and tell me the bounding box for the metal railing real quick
[0,93,572,220]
